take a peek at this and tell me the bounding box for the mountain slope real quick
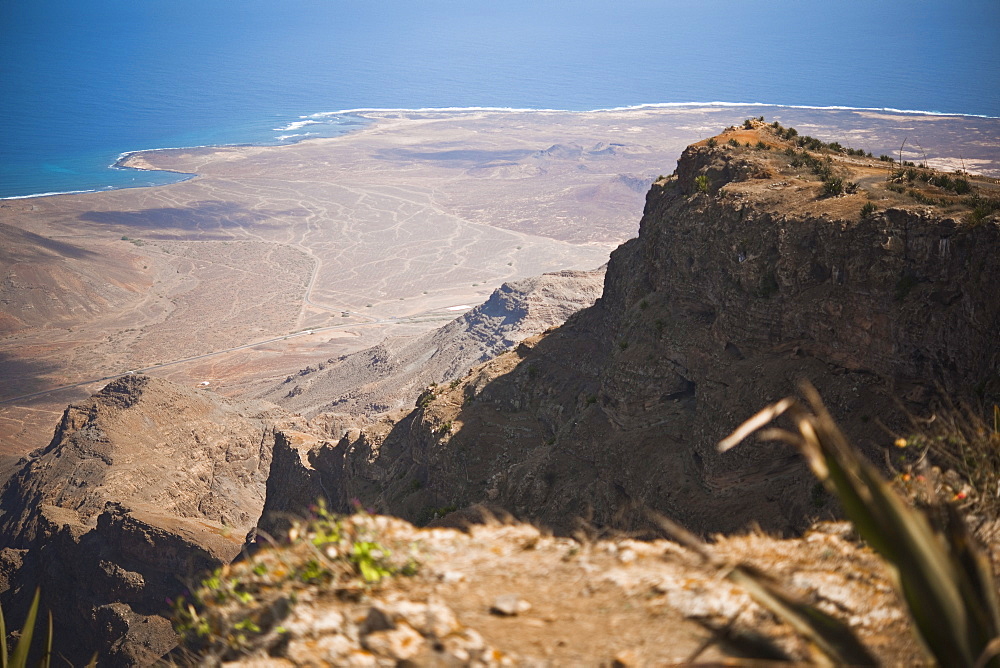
[260,269,605,419]
[0,375,297,664]
[260,120,1000,537]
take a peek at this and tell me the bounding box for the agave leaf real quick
[649,509,875,664]
[800,395,979,664]
[718,398,797,452]
[42,611,51,668]
[9,588,40,668]
[727,564,878,666]
[1,595,7,667]
[944,504,1000,667]
[721,386,1000,666]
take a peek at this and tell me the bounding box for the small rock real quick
[440,628,487,663]
[490,594,531,616]
[362,622,425,661]
[612,649,640,667]
[361,605,395,634]
[311,608,346,635]
[438,569,466,584]
[390,599,459,638]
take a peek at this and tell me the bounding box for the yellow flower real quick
[894,438,908,448]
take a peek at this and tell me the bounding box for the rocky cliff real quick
[0,375,297,664]
[260,120,1000,537]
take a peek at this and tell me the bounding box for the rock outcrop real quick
[260,269,605,419]
[0,375,295,664]
[260,122,1000,537]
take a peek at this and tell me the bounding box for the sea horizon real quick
[3,0,997,199]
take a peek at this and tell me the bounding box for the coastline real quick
[5,102,999,202]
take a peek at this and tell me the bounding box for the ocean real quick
[2,0,998,199]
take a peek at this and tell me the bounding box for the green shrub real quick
[173,502,418,656]
[694,174,709,194]
[822,177,844,197]
[811,156,834,180]
[860,201,878,219]
[969,203,995,226]
[952,177,971,194]
[728,138,740,147]
[706,137,717,148]
[899,405,1000,519]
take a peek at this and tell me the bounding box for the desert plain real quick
[2,105,999,465]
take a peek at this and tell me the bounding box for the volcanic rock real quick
[0,374,296,664]
[263,123,1000,536]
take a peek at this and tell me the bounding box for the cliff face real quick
[0,376,296,664]
[261,124,1000,537]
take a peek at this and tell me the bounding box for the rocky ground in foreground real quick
[172,512,925,666]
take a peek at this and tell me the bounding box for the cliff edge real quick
[263,119,1000,537]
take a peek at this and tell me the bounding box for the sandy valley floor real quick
[1,105,998,459]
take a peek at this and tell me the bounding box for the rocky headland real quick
[260,119,1000,538]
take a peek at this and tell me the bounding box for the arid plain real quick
[2,105,998,462]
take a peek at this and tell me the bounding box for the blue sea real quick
[2,0,998,199]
